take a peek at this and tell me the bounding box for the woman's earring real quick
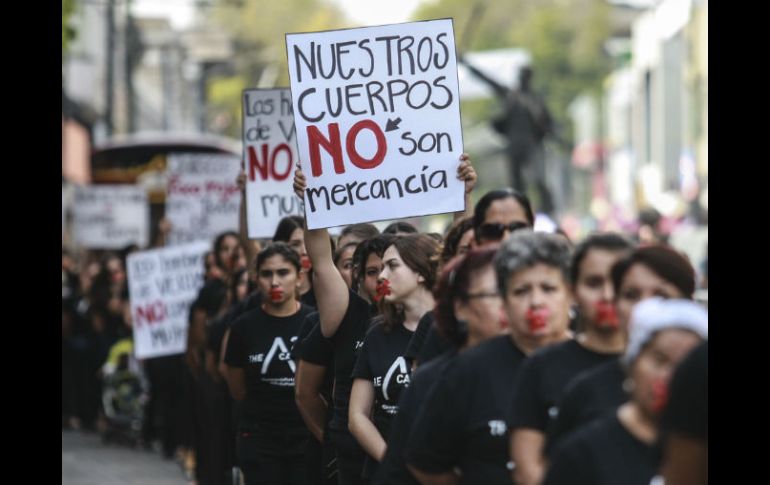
[568,304,578,320]
[622,378,636,393]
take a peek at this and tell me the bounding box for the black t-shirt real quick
[351,320,415,478]
[293,312,334,367]
[291,312,334,415]
[543,415,662,485]
[373,350,455,485]
[328,289,376,433]
[508,339,620,435]
[224,302,314,441]
[660,340,708,442]
[207,291,263,360]
[545,358,627,456]
[301,286,318,309]
[404,311,434,363]
[291,311,318,360]
[406,335,527,485]
[415,323,453,366]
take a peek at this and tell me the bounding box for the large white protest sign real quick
[127,241,209,359]
[286,19,465,230]
[166,153,241,245]
[243,88,305,238]
[73,185,149,248]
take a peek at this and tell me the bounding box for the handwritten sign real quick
[286,19,466,229]
[73,185,149,249]
[166,153,241,245]
[243,88,305,238]
[127,241,209,359]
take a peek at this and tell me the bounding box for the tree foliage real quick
[203,0,352,136]
[62,0,78,62]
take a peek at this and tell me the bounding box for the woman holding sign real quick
[293,156,476,485]
[303,226,394,485]
[224,243,315,485]
[348,234,440,483]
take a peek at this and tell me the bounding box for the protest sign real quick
[127,241,209,359]
[286,19,465,229]
[243,88,305,238]
[73,185,149,248]
[166,153,241,245]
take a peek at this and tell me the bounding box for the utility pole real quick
[105,0,115,136]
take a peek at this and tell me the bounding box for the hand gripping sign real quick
[286,19,465,229]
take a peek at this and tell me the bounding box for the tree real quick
[62,0,77,62]
[201,0,352,137]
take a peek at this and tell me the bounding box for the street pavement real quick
[62,429,190,485]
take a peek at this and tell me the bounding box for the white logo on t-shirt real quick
[548,406,559,418]
[382,356,410,400]
[261,337,296,375]
[488,420,507,436]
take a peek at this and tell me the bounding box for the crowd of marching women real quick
[62,156,707,485]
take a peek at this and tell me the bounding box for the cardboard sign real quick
[166,153,241,245]
[286,19,465,229]
[73,185,149,249]
[242,88,305,238]
[126,242,209,359]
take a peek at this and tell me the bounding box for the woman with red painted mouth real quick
[296,163,404,485]
[223,243,314,485]
[349,235,440,483]
[546,244,698,455]
[406,231,571,485]
[273,216,318,309]
[543,298,707,485]
[508,233,635,485]
[380,247,504,485]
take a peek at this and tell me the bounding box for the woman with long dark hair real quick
[349,235,440,482]
[374,246,504,485]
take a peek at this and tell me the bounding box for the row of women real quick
[177,156,708,485]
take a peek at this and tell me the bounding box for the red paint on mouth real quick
[651,379,669,413]
[374,279,391,302]
[594,301,619,329]
[301,255,312,271]
[526,308,550,333]
[268,287,284,302]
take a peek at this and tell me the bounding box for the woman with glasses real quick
[472,188,534,247]
[373,246,505,485]
[407,202,531,369]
